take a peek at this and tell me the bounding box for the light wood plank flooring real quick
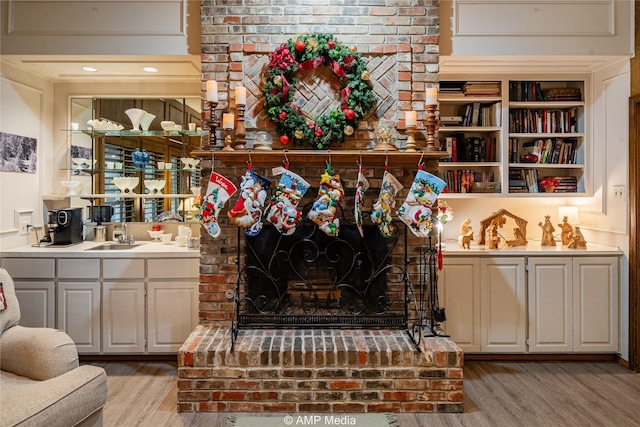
[92,361,640,427]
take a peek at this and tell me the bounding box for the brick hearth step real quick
[178,325,463,413]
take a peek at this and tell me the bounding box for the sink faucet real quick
[118,222,134,244]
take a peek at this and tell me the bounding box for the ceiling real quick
[1,55,202,83]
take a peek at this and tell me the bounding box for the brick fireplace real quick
[177,0,463,414]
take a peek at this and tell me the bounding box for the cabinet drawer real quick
[147,258,199,279]
[1,258,55,278]
[58,258,100,279]
[103,259,145,279]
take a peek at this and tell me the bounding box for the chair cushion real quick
[0,268,21,333]
[1,326,79,380]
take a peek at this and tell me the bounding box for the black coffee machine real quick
[48,208,83,245]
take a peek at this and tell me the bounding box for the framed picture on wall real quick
[0,132,37,173]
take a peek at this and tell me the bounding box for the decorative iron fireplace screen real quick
[233,219,409,330]
[229,216,444,352]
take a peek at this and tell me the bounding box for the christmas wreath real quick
[262,33,376,149]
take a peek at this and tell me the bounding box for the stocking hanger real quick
[326,149,332,171]
[384,151,389,172]
[246,151,252,170]
[283,150,290,170]
[356,151,363,171]
[417,152,424,170]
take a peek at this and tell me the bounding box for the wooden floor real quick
[94,360,640,427]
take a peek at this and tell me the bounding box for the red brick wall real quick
[199,1,440,324]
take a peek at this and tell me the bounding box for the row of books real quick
[509,169,578,193]
[455,102,501,127]
[509,108,579,134]
[508,138,578,164]
[509,168,540,193]
[509,82,582,102]
[440,169,495,193]
[442,135,498,163]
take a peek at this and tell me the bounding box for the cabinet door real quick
[14,281,55,328]
[147,281,198,353]
[439,258,481,352]
[480,258,526,352]
[528,257,573,352]
[58,281,101,353]
[103,281,145,353]
[573,257,619,352]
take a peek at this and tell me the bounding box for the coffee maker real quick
[48,208,83,246]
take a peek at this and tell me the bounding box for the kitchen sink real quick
[85,242,146,251]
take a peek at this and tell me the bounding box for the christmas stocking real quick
[396,169,447,238]
[370,171,403,238]
[354,169,370,238]
[308,167,344,236]
[265,167,311,235]
[199,171,237,238]
[228,167,271,236]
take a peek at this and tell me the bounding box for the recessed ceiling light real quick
[82,66,97,72]
[143,67,158,73]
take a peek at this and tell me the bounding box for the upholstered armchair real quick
[0,268,107,427]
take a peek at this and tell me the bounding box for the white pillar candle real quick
[425,87,438,106]
[406,111,417,127]
[206,80,218,103]
[222,113,235,129]
[235,86,247,105]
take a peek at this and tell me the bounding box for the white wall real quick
[0,62,54,250]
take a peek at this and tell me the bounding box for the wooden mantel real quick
[191,149,448,168]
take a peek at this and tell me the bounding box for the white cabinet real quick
[480,258,527,352]
[147,258,199,353]
[57,258,101,353]
[572,257,619,352]
[1,258,55,328]
[58,281,101,353]
[528,257,573,352]
[103,281,145,353]
[528,257,619,353]
[102,258,145,353]
[147,281,198,352]
[438,258,481,352]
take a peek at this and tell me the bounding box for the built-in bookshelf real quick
[438,78,587,197]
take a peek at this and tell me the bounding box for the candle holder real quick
[235,104,247,150]
[424,104,440,152]
[222,128,234,151]
[405,125,417,152]
[202,101,221,150]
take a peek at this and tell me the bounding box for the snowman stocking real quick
[370,171,403,238]
[354,169,370,238]
[199,171,237,238]
[265,167,311,235]
[228,167,271,236]
[396,169,447,238]
[308,167,344,236]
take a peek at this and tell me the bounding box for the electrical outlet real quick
[18,222,30,236]
[613,185,625,200]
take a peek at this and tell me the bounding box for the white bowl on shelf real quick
[112,176,139,193]
[61,180,81,195]
[144,179,165,194]
[180,157,200,170]
[160,121,175,131]
[147,230,165,241]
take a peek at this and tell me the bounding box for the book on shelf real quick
[544,87,582,101]
[510,81,546,102]
[462,81,501,97]
[511,138,578,164]
[440,115,463,125]
[508,168,539,193]
[509,108,579,134]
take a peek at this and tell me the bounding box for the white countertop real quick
[440,240,622,256]
[0,240,201,258]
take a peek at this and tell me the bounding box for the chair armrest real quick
[0,325,79,380]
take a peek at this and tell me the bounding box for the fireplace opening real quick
[235,217,408,329]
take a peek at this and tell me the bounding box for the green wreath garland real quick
[262,33,376,150]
